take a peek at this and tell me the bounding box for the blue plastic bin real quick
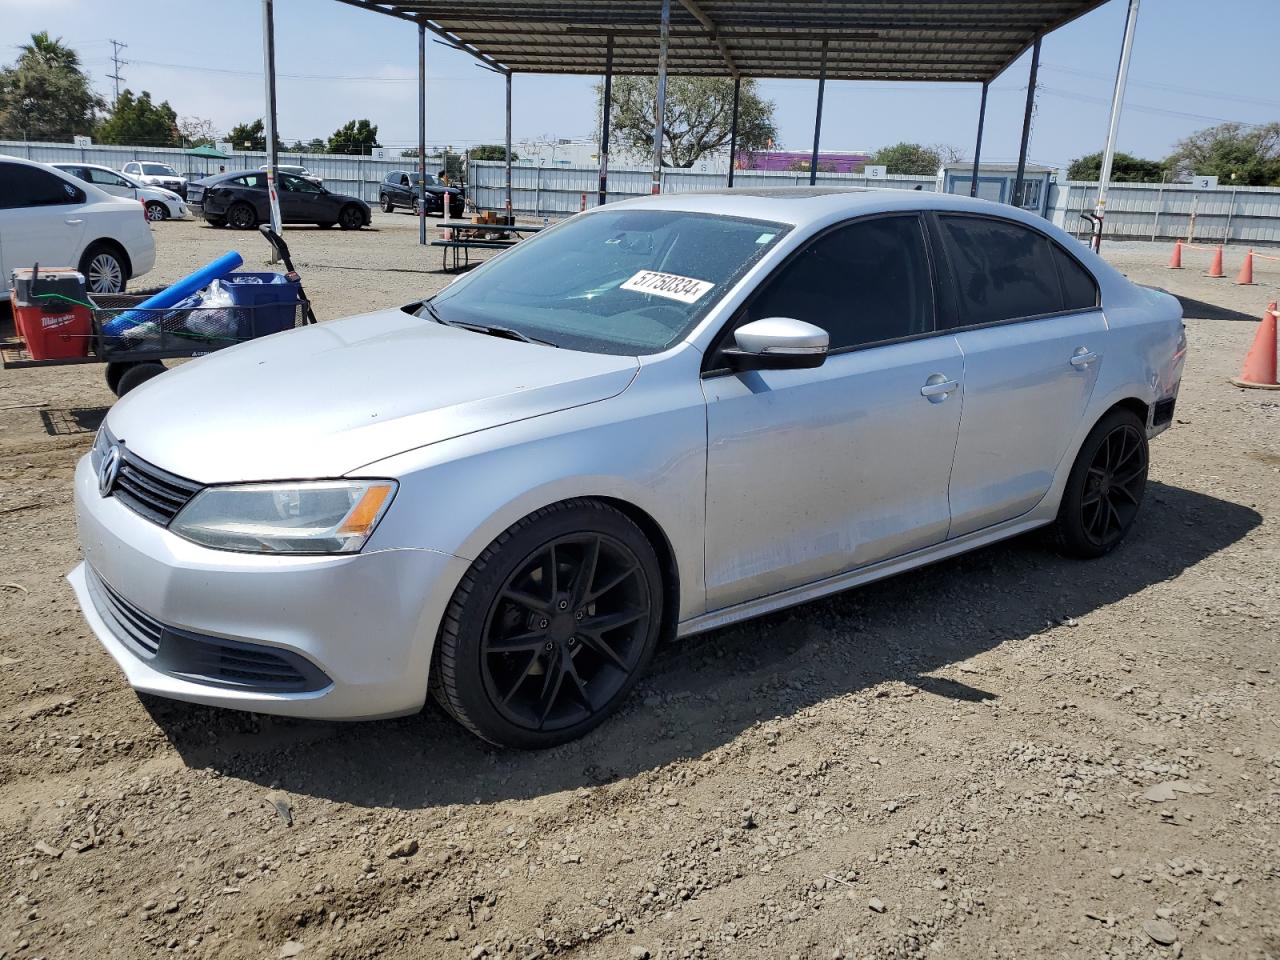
[220,272,302,338]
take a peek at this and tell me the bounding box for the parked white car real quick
[53,163,188,222]
[0,155,156,298]
[121,161,187,198]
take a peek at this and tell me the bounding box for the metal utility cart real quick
[3,228,317,398]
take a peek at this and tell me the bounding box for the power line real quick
[108,39,127,102]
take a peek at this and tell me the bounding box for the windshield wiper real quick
[421,301,558,348]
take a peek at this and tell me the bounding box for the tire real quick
[431,499,664,749]
[1053,407,1149,558]
[78,242,129,295]
[104,361,137,395]
[380,194,394,213]
[227,202,257,230]
[113,362,165,398]
[337,205,365,230]
[144,201,167,222]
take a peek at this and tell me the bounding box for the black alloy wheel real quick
[481,532,652,733]
[1054,408,1148,558]
[227,203,257,230]
[431,500,664,748]
[338,205,364,230]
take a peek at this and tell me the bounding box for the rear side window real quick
[744,215,934,351]
[938,215,1063,326]
[1052,244,1099,310]
[230,173,266,189]
[0,164,85,209]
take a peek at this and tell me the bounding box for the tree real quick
[1066,151,1166,183]
[470,144,517,161]
[600,76,776,168]
[96,90,179,146]
[1165,122,1280,186]
[229,119,266,151]
[178,115,218,147]
[328,118,379,154]
[0,31,102,141]
[868,142,943,176]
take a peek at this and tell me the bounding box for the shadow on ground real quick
[1175,295,1260,322]
[146,480,1259,809]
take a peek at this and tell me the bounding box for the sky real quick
[2,0,1277,169]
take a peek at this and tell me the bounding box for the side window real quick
[938,216,1064,326]
[123,163,138,175]
[400,175,410,187]
[0,165,85,209]
[1052,243,1099,311]
[230,173,266,189]
[281,173,321,193]
[90,168,130,188]
[742,215,933,351]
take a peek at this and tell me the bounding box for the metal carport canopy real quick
[332,0,1106,81]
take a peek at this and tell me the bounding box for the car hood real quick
[106,307,640,483]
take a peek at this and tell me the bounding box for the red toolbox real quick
[9,267,92,361]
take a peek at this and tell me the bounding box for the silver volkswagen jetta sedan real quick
[70,188,1185,747]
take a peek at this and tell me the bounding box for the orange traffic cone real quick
[1235,249,1255,285]
[1206,246,1225,278]
[1167,241,1183,269]
[1230,302,1279,389]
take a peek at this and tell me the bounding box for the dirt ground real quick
[1,214,1278,960]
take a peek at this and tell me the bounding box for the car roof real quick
[599,186,1051,230]
[195,170,258,185]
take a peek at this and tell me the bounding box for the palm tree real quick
[18,32,81,71]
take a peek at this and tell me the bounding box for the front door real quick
[701,214,963,611]
[933,214,1108,536]
[87,167,136,200]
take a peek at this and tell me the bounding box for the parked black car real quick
[379,170,464,217]
[188,171,370,230]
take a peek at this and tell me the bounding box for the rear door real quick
[702,214,963,609]
[0,162,89,273]
[932,214,1106,537]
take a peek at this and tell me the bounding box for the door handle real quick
[920,375,959,400]
[65,218,84,225]
[1070,349,1098,368]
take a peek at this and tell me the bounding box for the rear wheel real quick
[78,243,128,294]
[1053,408,1149,558]
[113,362,165,398]
[337,205,364,230]
[431,500,663,748]
[144,201,167,222]
[227,202,257,230]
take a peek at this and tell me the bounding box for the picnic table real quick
[430,222,544,272]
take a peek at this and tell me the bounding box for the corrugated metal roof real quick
[334,0,1107,82]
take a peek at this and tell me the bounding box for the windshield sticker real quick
[621,270,715,304]
[755,232,777,244]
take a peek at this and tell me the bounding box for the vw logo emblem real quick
[98,445,122,497]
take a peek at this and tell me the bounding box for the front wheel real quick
[431,500,664,748]
[380,194,394,213]
[337,205,365,230]
[1053,408,1149,558]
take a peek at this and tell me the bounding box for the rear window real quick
[938,215,1065,326]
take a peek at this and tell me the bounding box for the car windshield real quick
[141,163,177,176]
[427,209,788,355]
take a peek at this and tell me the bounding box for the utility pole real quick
[108,39,128,102]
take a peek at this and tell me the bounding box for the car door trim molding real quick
[679,510,1050,638]
[700,210,940,378]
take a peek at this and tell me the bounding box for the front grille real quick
[96,428,203,525]
[86,565,330,693]
[87,567,162,656]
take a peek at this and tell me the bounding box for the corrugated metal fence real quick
[471,160,1280,244]
[467,160,936,215]
[0,140,441,203]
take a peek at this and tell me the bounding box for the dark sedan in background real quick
[379,170,464,218]
[188,171,370,230]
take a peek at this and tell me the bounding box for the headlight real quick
[170,480,396,554]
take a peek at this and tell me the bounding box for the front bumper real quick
[69,455,469,719]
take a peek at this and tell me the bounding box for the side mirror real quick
[722,317,829,371]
